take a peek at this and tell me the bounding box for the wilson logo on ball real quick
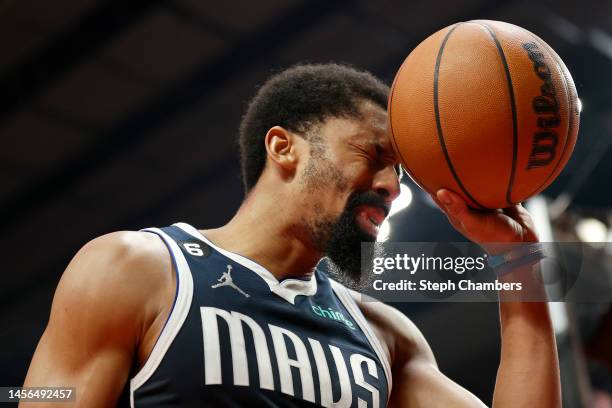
[523,41,560,170]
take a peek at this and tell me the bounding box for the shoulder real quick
[65,230,171,295]
[51,230,174,338]
[78,230,169,267]
[340,284,436,367]
[24,230,176,397]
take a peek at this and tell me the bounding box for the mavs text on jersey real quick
[123,223,391,407]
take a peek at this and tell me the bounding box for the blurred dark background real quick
[1,0,611,406]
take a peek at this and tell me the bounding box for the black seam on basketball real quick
[388,41,435,195]
[524,35,573,197]
[434,23,487,209]
[474,22,519,207]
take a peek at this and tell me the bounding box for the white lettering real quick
[308,338,352,407]
[350,354,380,408]
[269,324,316,403]
[200,307,274,389]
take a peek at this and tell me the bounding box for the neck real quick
[202,182,321,281]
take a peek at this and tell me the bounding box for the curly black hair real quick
[238,63,389,192]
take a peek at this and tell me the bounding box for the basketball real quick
[388,20,580,209]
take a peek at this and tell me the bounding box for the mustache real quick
[346,191,390,217]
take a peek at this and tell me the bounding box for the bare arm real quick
[377,188,560,407]
[429,189,560,407]
[382,294,557,407]
[21,231,173,407]
[493,274,560,407]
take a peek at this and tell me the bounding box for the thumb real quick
[437,189,468,216]
[436,189,484,233]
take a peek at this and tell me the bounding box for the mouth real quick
[355,205,386,237]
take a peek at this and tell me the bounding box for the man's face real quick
[298,100,401,286]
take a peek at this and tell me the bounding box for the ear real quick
[264,126,300,173]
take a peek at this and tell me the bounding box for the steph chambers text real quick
[372,279,523,292]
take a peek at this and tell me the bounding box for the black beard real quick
[324,191,389,289]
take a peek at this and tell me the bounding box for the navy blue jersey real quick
[125,223,391,407]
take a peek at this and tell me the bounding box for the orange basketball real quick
[388,20,580,209]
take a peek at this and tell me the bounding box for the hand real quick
[434,189,539,253]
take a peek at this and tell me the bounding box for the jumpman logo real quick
[211,265,250,298]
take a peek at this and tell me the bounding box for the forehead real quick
[323,100,391,149]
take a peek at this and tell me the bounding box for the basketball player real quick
[22,64,559,407]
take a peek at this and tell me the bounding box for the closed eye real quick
[352,142,402,179]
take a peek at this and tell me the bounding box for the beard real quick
[308,190,389,290]
[300,145,390,289]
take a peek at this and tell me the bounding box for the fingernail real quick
[439,192,452,206]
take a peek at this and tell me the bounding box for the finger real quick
[431,193,463,228]
[436,190,478,226]
[437,189,517,238]
[502,203,539,241]
[502,204,534,228]
[502,204,522,218]
[428,192,466,234]
[435,189,488,234]
[429,193,448,213]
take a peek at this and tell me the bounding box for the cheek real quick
[318,158,352,192]
[304,157,358,211]
[340,162,374,191]
[315,177,351,215]
[331,170,350,192]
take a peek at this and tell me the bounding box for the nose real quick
[373,164,401,204]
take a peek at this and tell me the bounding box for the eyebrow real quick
[368,141,393,160]
[368,141,403,179]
